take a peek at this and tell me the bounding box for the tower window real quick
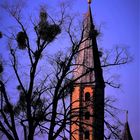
[85,130,90,139]
[85,92,90,101]
[85,111,90,120]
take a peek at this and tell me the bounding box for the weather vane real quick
[88,0,92,4]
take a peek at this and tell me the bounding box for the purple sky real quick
[0,0,139,139]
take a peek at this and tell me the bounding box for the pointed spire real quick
[73,0,95,84]
[86,0,94,29]
[122,111,133,140]
[74,0,104,85]
[126,110,128,122]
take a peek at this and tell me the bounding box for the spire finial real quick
[88,0,92,4]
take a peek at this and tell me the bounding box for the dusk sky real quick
[0,0,139,139]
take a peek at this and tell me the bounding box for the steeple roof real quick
[83,1,95,39]
[73,3,95,84]
[74,2,104,87]
[122,111,133,140]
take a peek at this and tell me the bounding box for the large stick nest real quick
[38,22,61,42]
[16,32,27,49]
[0,32,2,38]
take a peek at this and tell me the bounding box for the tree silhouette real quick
[0,1,131,140]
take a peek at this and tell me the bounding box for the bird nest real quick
[0,32,2,38]
[38,22,61,42]
[16,32,27,50]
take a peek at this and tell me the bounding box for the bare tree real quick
[0,1,131,140]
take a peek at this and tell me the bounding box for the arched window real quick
[85,130,90,139]
[85,111,90,120]
[85,92,90,101]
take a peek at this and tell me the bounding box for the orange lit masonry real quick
[70,86,94,140]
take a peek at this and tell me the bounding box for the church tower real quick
[70,0,105,140]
